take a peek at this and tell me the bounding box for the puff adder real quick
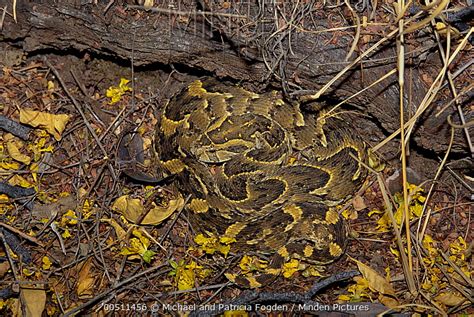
[155,79,367,287]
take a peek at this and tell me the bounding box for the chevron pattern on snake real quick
[155,79,367,287]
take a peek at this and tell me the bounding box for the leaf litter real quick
[0,2,472,314]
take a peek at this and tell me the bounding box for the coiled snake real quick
[155,79,367,287]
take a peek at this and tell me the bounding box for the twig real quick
[188,271,380,317]
[0,227,32,263]
[0,221,44,247]
[50,222,67,255]
[0,115,32,140]
[0,182,35,210]
[396,5,416,294]
[344,0,361,61]
[372,28,473,153]
[0,230,19,282]
[307,270,359,297]
[0,182,35,199]
[43,58,117,180]
[377,174,416,294]
[159,194,191,244]
[166,282,230,296]
[416,126,454,243]
[62,264,169,316]
[0,5,7,30]
[438,250,474,288]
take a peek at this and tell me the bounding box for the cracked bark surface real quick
[1,1,472,173]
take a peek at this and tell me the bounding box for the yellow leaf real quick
[132,229,150,248]
[112,194,184,225]
[411,203,423,217]
[368,209,383,217]
[120,232,155,263]
[354,259,396,296]
[77,277,95,298]
[435,292,466,306]
[143,0,154,9]
[450,237,467,255]
[131,238,146,254]
[194,233,212,245]
[4,134,31,165]
[20,287,46,317]
[177,268,195,290]
[8,174,34,188]
[342,208,358,220]
[239,255,267,273]
[28,134,54,162]
[106,78,132,104]
[0,161,20,170]
[82,198,93,219]
[60,210,78,226]
[61,228,72,239]
[112,195,144,221]
[220,236,236,244]
[225,273,237,282]
[422,234,434,248]
[194,232,235,257]
[434,22,461,37]
[47,81,55,91]
[19,109,70,141]
[22,268,35,276]
[30,162,39,183]
[344,276,372,301]
[42,256,52,270]
[282,259,300,278]
[368,150,385,172]
[0,194,9,203]
[338,294,351,301]
[145,197,184,225]
[170,260,200,291]
[390,247,400,258]
[375,213,390,232]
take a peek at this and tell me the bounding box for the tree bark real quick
[1,0,471,161]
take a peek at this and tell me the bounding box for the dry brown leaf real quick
[77,259,95,298]
[4,133,31,165]
[9,298,22,317]
[352,195,367,211]
[0,261,10,278]
[355,259,396,296]
[378,294,400,309]
[112,194,184,225]
[112,195,144,222]
[435,292,466,306]
[20,287,46,317]
[19,108,70,141]
[101,218,127,240]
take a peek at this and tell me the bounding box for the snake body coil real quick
[156,79,367,287]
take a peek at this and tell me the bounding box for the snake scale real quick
[155,79,367,287]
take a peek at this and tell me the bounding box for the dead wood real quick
[1,1,472,168]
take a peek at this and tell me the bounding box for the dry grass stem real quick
[416,127,454,242]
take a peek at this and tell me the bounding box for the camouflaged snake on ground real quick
[155,78,367,287]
